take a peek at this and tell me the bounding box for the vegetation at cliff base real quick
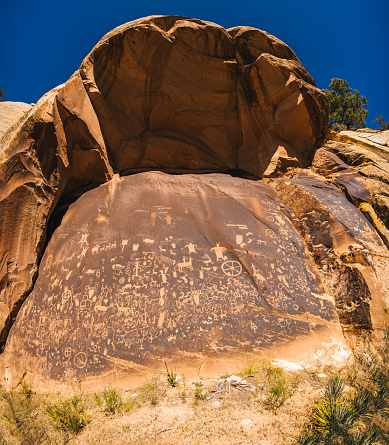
[299,333,389,444]
[1,335,389,444]
[325,78,368,130]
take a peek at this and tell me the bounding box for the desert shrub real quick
[95,386,123,415]
[239,358,261,377]
[181,374,187,402]
[332,123,347,132]
[139,376,160,405]
[45,393,89,434]
[373,114,389,131]
[165,361,178,387]
[262,361,299,413]
[1,374,51,444]
[193,382,206,405]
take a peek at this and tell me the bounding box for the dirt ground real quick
[62,367,328,445]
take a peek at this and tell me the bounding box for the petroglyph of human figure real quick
[191,290,201,306]
[160,270,168,284]
[78,233,89,245]
[185,242,197,254]
[134,261,140,277]
[159,287,166,305]
[165,215,173,225]
[121,239,129,252]
[76,245,89,268]
[151,212,157,226]
[211,243,226,261]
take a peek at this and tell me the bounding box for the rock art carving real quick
[0,16,388,387]
[2,173,346,382]
[0,16,328,349]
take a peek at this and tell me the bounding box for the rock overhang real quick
[3,16,389,388]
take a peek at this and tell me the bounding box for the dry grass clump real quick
[0,373,71,444]
[237,358,300,413]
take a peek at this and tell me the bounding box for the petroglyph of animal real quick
[177,257,193,272]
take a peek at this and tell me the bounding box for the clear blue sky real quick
[1,0,388,128]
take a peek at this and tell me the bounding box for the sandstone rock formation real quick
[0,15,328,350]
[0,16,388,388]
[0,102,32,141]
[2,173,349,385]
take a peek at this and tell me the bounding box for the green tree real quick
[373,114,389,131]
[0,87,5,102]
[324,78,368,130]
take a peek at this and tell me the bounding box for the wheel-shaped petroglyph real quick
[64,347,72,358]
[74,352,87,369]
[221,260,242,277]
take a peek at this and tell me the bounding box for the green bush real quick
[46,394,89,434]
[165,361,178,387]
[262,362,298,413]
[194,382,206,405]
[239,358,261,377]
[181,374,187,402]
[139,376,160,405]
[95,386,123,415]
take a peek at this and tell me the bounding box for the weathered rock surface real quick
[270,173,389,334]
[321,133,389,248]
[2,173,350,386]
[0,101,32,141]
[0,16,328,349]
[1,16,389,387]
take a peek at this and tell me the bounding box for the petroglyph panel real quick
[5,173,341,380]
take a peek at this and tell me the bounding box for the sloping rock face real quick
[1,16,389,387]
[0,102,32,141]
[3,173,349,385]
[0,16,328,350]
[270,173,389,333]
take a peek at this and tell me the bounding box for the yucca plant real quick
[299,332,389,445]
[310,376,357,443]
[350,425,381,445]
